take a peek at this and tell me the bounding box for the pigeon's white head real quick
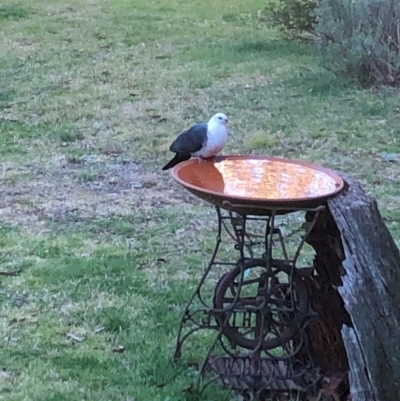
[209,112,229,125]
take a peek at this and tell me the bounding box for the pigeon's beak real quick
[225,118,229,123]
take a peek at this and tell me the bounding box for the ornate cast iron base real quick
[174,203,325,399]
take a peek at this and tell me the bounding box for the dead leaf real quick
[142,180,157,188]
[9,317,26,324]
[101,147,123,156]
[186,361,199,369]
[0,270,21,276]
[182,383,195,393]
[246,231,263,238]
[1,369,9,379]
[13,294,27,307]
[112,345,125,353]
[67,333,85,342]
[379,152,400,162]
[157,258,167,263]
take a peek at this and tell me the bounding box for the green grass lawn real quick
[1,0,400,400]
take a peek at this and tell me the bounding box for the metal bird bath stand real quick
[170,156,344,400]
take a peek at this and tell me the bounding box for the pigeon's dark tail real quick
[162,153,191,170]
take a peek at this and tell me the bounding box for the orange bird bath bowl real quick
[171,156,344,215]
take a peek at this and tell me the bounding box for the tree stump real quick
[303,174,400,401]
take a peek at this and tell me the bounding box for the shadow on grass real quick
[285,68,359,98]
[232,38,313,58]
[183,36,363,99]
[0,4,32,20]
[181,37,315,65]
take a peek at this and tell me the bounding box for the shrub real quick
[314,0,400,87]
[266,0,320,35]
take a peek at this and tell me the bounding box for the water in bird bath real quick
[213,158,339,200]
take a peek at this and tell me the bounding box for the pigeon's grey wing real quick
[170,123,208,154]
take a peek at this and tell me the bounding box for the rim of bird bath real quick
[170,155,344,215]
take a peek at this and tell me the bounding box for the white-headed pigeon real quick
[162,112,229,170]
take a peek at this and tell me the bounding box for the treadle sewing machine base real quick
[170,156,345,399]
[173,204,324,399]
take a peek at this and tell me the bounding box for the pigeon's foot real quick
[213,155,223,163]
[196,156,206,164]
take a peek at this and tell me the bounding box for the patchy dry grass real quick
[1,0,400,400]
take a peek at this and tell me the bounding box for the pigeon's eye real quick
[218,116,222,119]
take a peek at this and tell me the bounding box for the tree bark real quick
[326,175,400,401]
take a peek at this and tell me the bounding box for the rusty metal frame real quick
[173,203,325,397]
